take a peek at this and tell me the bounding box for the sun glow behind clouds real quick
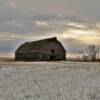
[61,28,100,45]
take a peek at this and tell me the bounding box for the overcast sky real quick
[0,0,100,55]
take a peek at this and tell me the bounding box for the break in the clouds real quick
[0,0,100,54]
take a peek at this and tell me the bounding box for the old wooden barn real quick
[15,37,66,61]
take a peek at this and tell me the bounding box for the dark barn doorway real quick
[50,55,56,60]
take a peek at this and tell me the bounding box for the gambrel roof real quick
[16,37,66,53]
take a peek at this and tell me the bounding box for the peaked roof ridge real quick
[25,37,57,45]
[28,37,57,43]
[16,37,58,52]
[15,36,67,53]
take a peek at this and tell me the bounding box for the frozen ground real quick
[0,61,100,100]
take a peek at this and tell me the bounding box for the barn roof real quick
[16,37,66,53]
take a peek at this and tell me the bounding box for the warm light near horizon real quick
[61,28,100,45]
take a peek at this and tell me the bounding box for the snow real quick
[0,61,100,100]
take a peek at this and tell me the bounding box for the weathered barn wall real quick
[15,37,66,61]
[15,52,41,61]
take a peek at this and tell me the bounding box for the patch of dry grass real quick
[0,61,100,100]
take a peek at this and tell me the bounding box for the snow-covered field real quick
[0,61,100,100]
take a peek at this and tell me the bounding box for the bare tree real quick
[97,46,100,61]
[87,45,97,61]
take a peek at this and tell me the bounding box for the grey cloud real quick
[1,0,100,23]
[0,0,100,54]
[6,0,100,22]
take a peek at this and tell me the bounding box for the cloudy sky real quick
[0,0,100,55]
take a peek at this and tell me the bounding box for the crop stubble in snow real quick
[0,61,100,100]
